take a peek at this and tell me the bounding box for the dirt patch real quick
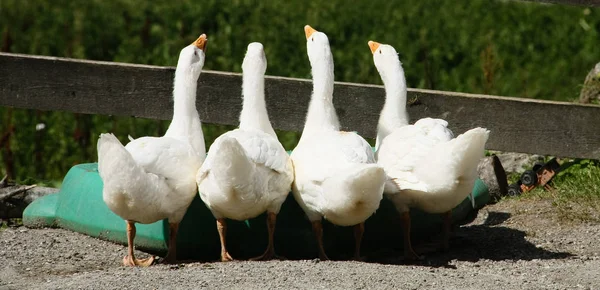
[1,198,599,289]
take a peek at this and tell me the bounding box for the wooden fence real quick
[1,0,600,160]
[2,52,600,159]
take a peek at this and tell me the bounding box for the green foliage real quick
[512,159,600,222]
[0,218,23,231]
[0,1,599,184]
[551,160,600,219]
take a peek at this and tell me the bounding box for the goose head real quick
[242,42,267,75]
[176,34,208,80]
[368,40,402,83]
[369,41,409,144]
[239,42,277,136]
[304,25,334,100]
[305,25,333,70]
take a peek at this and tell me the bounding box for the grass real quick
[550,159,600,222]
[16,177,63,189]
[511,159,600,223]
[0,218,23,232]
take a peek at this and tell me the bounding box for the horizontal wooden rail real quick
[1,52,600,159]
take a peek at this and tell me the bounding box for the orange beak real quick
[193,34,208,51]
[304,25,317,39]
[368,40,380,54]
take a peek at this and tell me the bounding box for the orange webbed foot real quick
[250,250,285,261]
[123,255,155,267]
[221,251,234,262]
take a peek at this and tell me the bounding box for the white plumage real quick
[292,131,383,226]
[369,41,489,259]
[196,42,293,261]
[378,124,489,213]
[97,34,208,266]
[291,26,386,260]
[100,135,201,224]
[197,129,292,220]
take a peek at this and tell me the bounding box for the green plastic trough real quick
[23,163,489,260]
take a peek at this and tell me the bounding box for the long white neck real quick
[239,70,276,137]
[164,70,205,156]
[302,55,340,135]
[376,64,409,148]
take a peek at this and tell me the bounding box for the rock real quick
[493,152,544,174]
[0,186,59,219]
[579,62,600,104]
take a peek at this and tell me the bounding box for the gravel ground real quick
[1,198,599,290]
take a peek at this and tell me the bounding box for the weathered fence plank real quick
[1,53,600,159]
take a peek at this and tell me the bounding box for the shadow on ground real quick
[172,208,573,266]
[363,211,573,267]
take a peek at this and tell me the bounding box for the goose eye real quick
[311,37,314,42]
[194,51,198,56]
[379,50,382,54]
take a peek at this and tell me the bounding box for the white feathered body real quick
[97,40,207,231]
[98,133,203,224]
[291,131,386,226]
[376,118,489,213]
[196,129,294,221]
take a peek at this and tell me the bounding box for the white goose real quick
[196,42,294,262]
[291,26,386,260]
[368,41,489,260]
[97,34,208,266]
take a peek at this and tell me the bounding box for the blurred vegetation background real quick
[0,0,598,185]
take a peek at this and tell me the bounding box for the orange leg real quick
[217,218,234,262]
[311,220,329,260]
[400,212,420,260]
[251,212,282,261]
[353,222,365,261]
[161,222,179,264]
[442,210,452,251]
[123,220,154,267]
